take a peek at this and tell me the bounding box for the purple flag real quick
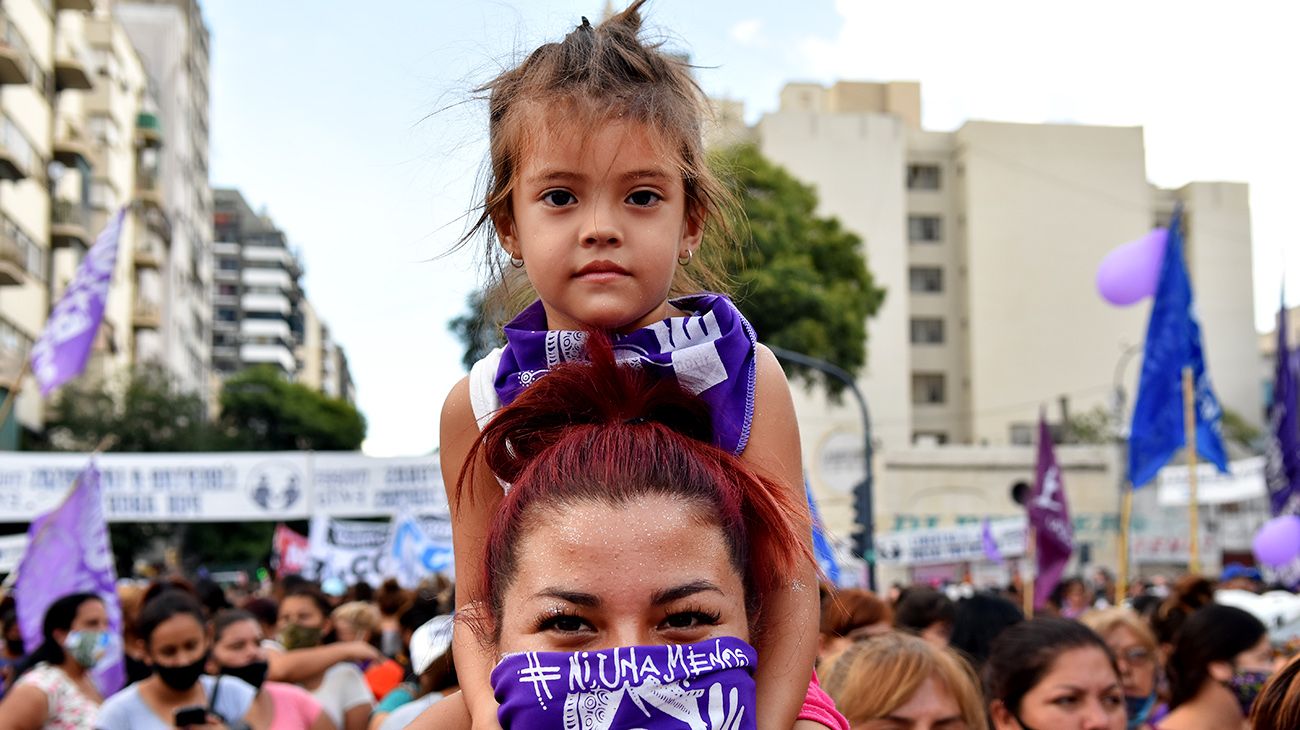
[1029,414,1074,610]
[982,518,1004,564]
[14,462,125,695]
[30,208,125,396]
[1266,292,1300,515]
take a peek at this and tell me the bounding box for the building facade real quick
[740,80,1260,558]
[116,0,211,397]
[211,187,354,405]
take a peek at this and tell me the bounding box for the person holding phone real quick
[95,591,257,730]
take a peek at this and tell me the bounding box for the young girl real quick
[439,4,836,729]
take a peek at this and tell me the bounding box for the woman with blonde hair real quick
[1081,608,1165,729]
[821,632,987,729]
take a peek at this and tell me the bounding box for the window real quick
[216,284,237,296]
[911,373,946,405]
[910,318,945,345]
[907,164,941,190]
[217,257,239,271]
[215,308,237,323]
[908,215,942,243]
[909,266,943,293]
[87,115,121,147]
[1010,423,1034,446]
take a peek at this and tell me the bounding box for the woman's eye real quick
[1103,694,1125,710]
[1052,696,1079,708]
[540,614,592,634]
[626,190,661,206]
[661,611,719,631]
[542,190,576,206]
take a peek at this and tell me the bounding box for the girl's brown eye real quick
[543,190,576,206]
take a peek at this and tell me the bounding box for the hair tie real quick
[579,16,593,31]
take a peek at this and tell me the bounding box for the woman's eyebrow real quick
[651,580,723,606]
[533,588,600,607]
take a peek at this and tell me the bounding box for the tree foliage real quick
[448,143,886,393]
[218,366,366,451]
[43,367,217,452]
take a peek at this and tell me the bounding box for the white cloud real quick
[729,18,765,47]
[793,0,1300,330]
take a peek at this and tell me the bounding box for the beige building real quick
[0,0,119,446]
[738,80,1260,563]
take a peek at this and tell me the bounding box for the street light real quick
[767,345,876,591]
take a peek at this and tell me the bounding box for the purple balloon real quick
[1253,515,1300,568]
[1096,228,1167,306]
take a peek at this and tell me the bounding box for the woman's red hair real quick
[460,332,812,639]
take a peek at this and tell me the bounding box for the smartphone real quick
[173,706,209,727]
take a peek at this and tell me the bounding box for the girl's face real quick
[147,614,208,668]
[498,495,748,653]
[278,596,326,631]
[1103,625,1157,698]
[500,118,703,333]
[855,675,969,730]
[992,647,1125,730]
[211,619,265,669]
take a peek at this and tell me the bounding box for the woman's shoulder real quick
[13,662,64,691]
[205,674,257,718]
[96,683,144,721]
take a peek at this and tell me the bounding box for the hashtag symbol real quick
[517,652,561,708]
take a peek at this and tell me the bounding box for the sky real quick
[204,0,1299,457]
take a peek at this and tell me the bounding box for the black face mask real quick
[5,638,23,657]
[221,660,269,691]
[155,654,208,691]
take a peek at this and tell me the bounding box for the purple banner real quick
[30,208,125,397]
[14,463,125,695]
[982,518,1004,565]
[1029,414,1074,610]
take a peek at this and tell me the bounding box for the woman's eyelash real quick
[534,610,590,632]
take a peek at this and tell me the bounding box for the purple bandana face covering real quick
[492,637,758,729]
[495,293,758,455]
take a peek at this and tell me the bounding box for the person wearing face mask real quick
[95,590,256,730]
[408,331,843,728]
[984,618,1127,730]
[208,610,334,730]
[268,587,372,730]
[0,593,111,729]
[1081,609,1166,730]
[1157,603,1273,730]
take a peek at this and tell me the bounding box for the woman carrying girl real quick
[423,331,820,727]
[439,3,827,728]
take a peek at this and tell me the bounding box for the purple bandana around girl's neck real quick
[495,293,758,455]
[492,637,758,730]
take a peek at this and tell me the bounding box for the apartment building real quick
[211,187,354,405]
[0,0,108,446]
[115,0,211,398]
[738,81,1260,543]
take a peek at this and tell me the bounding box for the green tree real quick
[218,366,366,451]
[448,143,886,393]
[42,367,216,452]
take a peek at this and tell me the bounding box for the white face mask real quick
[63,630,115,668]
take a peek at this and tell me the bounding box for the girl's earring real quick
[509,254,525,269]
[677,249,693,267]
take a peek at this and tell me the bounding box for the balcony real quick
[0,118,32,181]
[135,112,162,149]
[55,0,96,11]
[133,298,161,329]
[134,239,162,269]
[134,167,163,210]
[0,233,26,286]
[52,135,92,170]
[54,41,93,92]
[50,198,91,249]
[0,17,30,86]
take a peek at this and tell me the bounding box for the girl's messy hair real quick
[460,331,811,644]
[463,0,740,324]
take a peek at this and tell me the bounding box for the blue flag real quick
[805,479,841,585]
[1266,291,1300,514]
[1128,205,1229,487]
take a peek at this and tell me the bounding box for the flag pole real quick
[1183,366,1201,574]
[1023,525,1036,619]
[1117,486,1133,604]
